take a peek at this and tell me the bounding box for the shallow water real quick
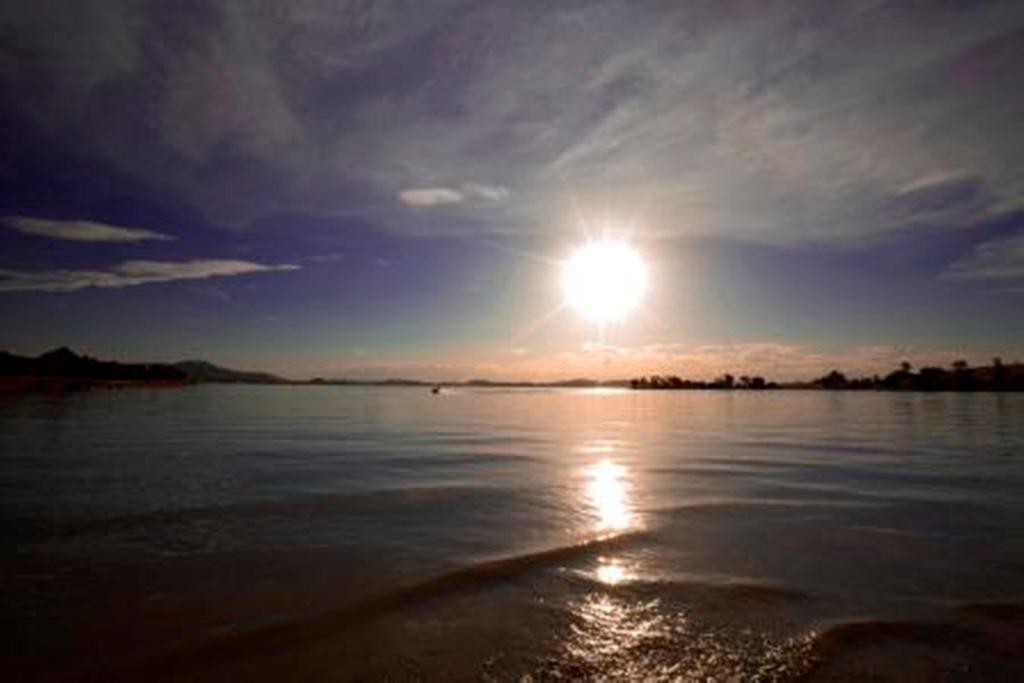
[2,386,1023,680]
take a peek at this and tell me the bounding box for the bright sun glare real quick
[562,240,648,323]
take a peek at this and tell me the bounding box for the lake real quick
[2,386,1023,680]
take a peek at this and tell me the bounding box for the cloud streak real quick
[0,259,298,293]
[398,183,509,207]
[941,233,1024,282]
[3,216,174,242]
[398,188,465,207]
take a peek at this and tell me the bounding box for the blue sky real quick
[1,1,1022,380]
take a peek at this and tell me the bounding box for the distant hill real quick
[173,360,287,384]
[0,348,288,385]
[0,347,185,383]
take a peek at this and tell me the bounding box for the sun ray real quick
[478,238,562,266]
[509,301,569,345]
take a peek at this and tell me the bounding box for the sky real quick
[1,0,1023,381]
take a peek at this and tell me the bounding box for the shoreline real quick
[0,376,187,393]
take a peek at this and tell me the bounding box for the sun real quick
[563,239,648,322]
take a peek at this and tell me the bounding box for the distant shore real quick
[0,376,185,393]
[630,359,1023,392]
[2,347,1022,393]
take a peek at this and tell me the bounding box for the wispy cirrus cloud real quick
[398,187,465,207]
[3,216,174,242]
[941,233,1024,282]
[895,170,972,196]
[461,183,509,202]
[1,2,1022,245]
[0,259,298,293]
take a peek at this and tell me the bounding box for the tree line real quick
[809,358,1022,391]
[631,373,778,390]
[632,359,1023,391]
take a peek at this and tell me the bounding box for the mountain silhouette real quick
[0,348,286,385]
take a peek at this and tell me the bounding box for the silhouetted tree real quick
[816,370,848,389]
[918,367,947,390]
[951,360,972,390]
[992,357,1007,390]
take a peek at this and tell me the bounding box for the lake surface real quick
[2,386,1024,681]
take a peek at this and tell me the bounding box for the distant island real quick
[2,348,1021,392]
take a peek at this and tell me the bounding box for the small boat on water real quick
[431,384,442,394]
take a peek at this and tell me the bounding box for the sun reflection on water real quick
[547,442,813,680]
[552,591,814,681]
[594,556,633,586]
[557,594,681,679]
[584,458,635,533]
